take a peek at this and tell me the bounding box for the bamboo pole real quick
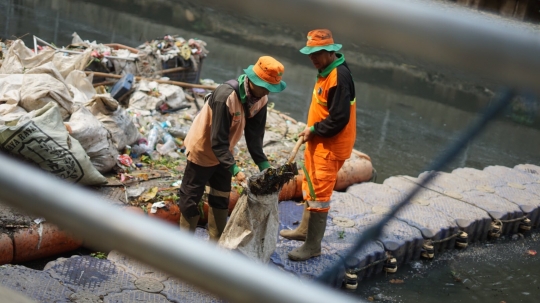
[85,71,216,90]
[157,66,189,74]
[92,80,116,87]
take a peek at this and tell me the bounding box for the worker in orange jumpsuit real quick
[280,29,356,261]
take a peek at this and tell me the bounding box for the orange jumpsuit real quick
[303,53,356,212]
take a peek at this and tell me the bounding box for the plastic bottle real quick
[146,125,160,151]
[156,132,177,155]
[131,144,147,158]
[160,120,171,129]
[168,125,190,139]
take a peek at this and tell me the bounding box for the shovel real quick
[287,136,304,165]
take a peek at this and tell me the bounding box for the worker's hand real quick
[299,127,314,142]
[235,171,246,183]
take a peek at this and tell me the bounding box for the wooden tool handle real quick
[287,136,305,164]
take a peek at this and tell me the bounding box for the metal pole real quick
[194,0,540,93]
[33,36,136,60]
[0,154,361,303]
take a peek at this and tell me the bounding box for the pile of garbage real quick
[0,34,315,208]
[0,34,212,188]
[66,33,208,81]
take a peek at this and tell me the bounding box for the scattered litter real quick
[126,187,146,198]
[34,218,46,224]
[118,154,134,167]
[141,187,159,202]
[150,201,166,213]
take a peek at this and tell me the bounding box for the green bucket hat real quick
[243,56,286,93]
[299,29,342,55]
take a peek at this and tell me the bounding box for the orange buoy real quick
[228,191,241,216]
[13,223,82,263]
[0,233,13,265]
[124,205,147,216]
[198,201,210,226]
[294,171,304,199]
[278,172,304,202]
[278,178,296,201]
[334,158,373,191]
[147,200,181,225]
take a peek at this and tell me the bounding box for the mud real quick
[248,162,298,196]
[0,203,36,236]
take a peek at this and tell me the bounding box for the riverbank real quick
[3,0,522,117]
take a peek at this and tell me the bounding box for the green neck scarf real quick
[237,74,247,104]
[317,52,345,78]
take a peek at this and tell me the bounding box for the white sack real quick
[129,81,186,110]
[65,70,95,104]
[0,74,24,116]
[0,102,107,185]
[128,90,160,111]
[51,48,92,79]
[158,83,186,109]
[88,94,140,150]
[67,106,119,173]
[0,107,28,124]
[219,189,280,264]
[0,40,55,74]
[19,62,74,120]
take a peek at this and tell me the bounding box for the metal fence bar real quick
[194,0,540,93]
[0,154,360,303]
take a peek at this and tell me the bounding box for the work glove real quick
[235,171,246,183]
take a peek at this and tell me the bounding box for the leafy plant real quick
[90,252,107,259]
[140,155,151,164]
[338,230,346,239]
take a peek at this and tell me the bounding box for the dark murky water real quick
[354,232,540,303]
[2,0,540,301]
[2,0,539,182]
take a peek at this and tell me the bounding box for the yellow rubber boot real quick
[288,212,327,261]
[179,214,200,232]
[208,207,229,241]
[279,204,309,241]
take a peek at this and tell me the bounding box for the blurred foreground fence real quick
[0,0,538,302]
[196,0,540,94]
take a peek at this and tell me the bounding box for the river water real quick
[1,0,539,302]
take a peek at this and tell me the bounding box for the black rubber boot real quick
[288,212,328,261]
[179,214,200,233]
[207,208,228,241]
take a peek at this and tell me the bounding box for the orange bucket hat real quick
[244,56,286,93]
[300,29,342,55]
